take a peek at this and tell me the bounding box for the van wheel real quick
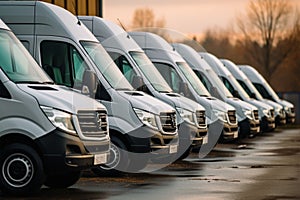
[0,143,44,196]
[44,171,81,188]
[92,137,129,176]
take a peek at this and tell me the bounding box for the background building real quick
[41,0,102,17]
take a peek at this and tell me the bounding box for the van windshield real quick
[242,78,264,100]
[176,62,210,97]
[81,41,133,90]
[130,51,172,93]
[206,69,233,98]
[0,30,53,84]
[227,74,250,100]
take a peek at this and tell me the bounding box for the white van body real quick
[239,65,295,124]
[222,61,286,126]
[171,43,239,140]
[199,52,261,137]
[0,19,109,195]
[79,16,208,159]
[219,59,276,132]
[129,32,239,142]
[0,1,179,173]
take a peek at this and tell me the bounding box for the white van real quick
[239,65,295,124]
[0,19,109,195]
[199,52,261,138]
[219,59,276,132]
[0,1,179,174]
[129,32,239,143]
[171,43,242,141]
[78,16,208,160]
[221,61,286,126]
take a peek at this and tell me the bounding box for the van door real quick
[36,38,89,90]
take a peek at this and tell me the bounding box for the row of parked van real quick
[0,1,296,196]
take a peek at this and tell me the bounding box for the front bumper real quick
[286,112,296,124]
[36,129,110,174]
[223,120,239,141]
[261,116,276,132]
[239,118,260,138]
[125,125,179,156]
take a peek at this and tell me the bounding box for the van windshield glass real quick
[227,74,250,100]
[0,30,52,84]
[130,51,172,93]
[243,79,263,100]
[81,41,133,90]
[176,62,210,97]
[206,69,233,98]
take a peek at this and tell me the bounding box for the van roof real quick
[221,59,248,81]
[171,43,211,71]
[129,31,184,62]
[0,1,97,42]
[79,16,143,53]
[238,65,266,84]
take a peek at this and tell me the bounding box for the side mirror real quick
[250,92,257,99]
[179,81,190,96]
[82,70,98,98]
[232,89,241,99]
[132,75,145,90]
[211,86,221,99]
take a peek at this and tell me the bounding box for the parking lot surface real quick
[1,128,299,200]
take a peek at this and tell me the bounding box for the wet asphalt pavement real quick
[1,127,300,200]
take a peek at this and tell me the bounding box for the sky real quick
[103,0,300,35]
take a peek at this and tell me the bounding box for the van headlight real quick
[275,107,281,115]
[262,109,270,117]
[213,110,227,122]
[176,107,194,125]
[41,106,76,134]
[243,109,253,120]
[133,108,158,129]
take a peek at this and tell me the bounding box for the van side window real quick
[108,52,137,84]
[153,62,182,94]
[40,41,88,89]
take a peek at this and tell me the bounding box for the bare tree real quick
[131,7,165,29]
[237,0,299,80]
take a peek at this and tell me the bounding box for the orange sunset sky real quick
[103,0,300,35]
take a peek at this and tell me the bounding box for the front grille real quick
[196,110,206,127]
[253,110,259,120]
[270,109,275,118]
[227,110,237,124]
[291,107,295,113]
[160,112,177,133]
[77,110,108,138]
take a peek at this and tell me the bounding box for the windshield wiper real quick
[16,81,53,84]
[116,88,133,91]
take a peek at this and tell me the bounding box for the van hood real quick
[18,84,106,114]
[278,99,294,109]
[118,91,175,114]
[159,92,205,113]
[262,99,283,110]
[246,98,273,119]
[226,97,257,121]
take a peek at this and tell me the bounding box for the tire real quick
[44,171,81,188]
[92,137,129,177]
[0,143,44,196]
